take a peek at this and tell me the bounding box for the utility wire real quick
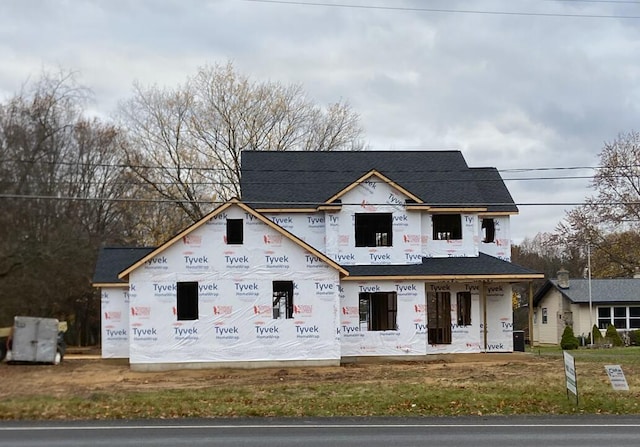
[0,175,602,186]
[0,157,603,174]
[243,0,640,19]
[0,192,630,208]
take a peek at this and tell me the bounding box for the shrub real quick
[560,325,580,350]
[629,329,640,346]
[591,324,604,345]
[605,324,624,347]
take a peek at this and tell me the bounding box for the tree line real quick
[0,64,364,343]
[512,130,640,307]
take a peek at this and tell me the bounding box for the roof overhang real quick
[92,282,129,288]
[324,170,424,205]
[342,274,544,282]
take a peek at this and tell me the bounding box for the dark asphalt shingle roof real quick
[240,150,517,212]
[92,247,155,285]
[535,278,640,305]
[344,253,539,278]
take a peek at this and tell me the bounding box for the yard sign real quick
[604,365,629,391]
[563,351,578,404]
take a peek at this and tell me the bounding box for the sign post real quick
[604,365,629,391]
[563,351,578,405]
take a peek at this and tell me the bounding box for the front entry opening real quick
[427,291,452,344]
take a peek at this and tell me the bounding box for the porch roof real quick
[342,253,542,281]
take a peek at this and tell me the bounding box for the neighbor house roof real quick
[343,253,542,281]
[240,150,518,213]
[92,247,155,287]
[534,278,640,306]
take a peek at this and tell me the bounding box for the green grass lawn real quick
[1,348,639,420]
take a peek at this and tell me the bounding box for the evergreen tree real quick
[561,325,579,350]
[591,324,604,346]
[605,324,624,347]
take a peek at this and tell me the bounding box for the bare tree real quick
[555,131,640,277]
[118,62,365,226]
[118,82,212,223]
[0,70,132,343]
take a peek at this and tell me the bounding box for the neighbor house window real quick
[631,307,640,329]
[432,214,462,240]
[597,307,611,329]
[598,306,640,330]
[359,292,397,331]
[456,292,472,326]
[226,219,243,244]
[273,281,294,319]
[427,291,452,344]
[481,218,495,243]
[614,306,626,329]
[542,307,548,324]
[355,213,393,247]
[177,281,198,320]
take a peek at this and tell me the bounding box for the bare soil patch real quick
[0,353,560,400]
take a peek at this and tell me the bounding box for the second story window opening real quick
[432,214,462,241]
[482,218,495,243]
[355,213,393,247]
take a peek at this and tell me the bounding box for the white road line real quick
[2,423,640,431]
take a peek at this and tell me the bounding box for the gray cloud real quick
[2,0,638,242]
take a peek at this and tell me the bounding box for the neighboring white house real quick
[533,270,640,345]
[93,150,542,370]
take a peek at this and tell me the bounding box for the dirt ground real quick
[0,351,561,400]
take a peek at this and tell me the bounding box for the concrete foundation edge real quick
[130,359,341,372]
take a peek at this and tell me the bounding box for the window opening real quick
[177,281,198,320]
[542,307,548,324]
[355,213,393,247]
[432,214,462,240]
[481,218,495,243]
[427,291,452,344]
[456,291,472,326]
[359,292,397,331]
[272,281,294,319]
[226,219,244,244]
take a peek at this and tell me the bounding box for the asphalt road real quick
[1,416,640,447]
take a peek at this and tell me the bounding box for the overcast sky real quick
[2,0,639,243]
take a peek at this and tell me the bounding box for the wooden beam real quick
[482,281,488,352]
[528,281,534,349]
[342,274,544,282]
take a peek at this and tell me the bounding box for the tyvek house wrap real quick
[259,177,514,356]
[478,216,512,262]
[127,204,341,365]
[338,281,513,356]
[101,287,130,358]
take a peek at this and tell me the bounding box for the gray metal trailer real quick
[3,316,66,364]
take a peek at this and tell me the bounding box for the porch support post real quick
[482,281,488,352]
[528,281,534,348]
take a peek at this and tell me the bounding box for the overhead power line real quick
[0,193,631,208]
[0,175,601,187]
[1,157,603,174]
[244,0,640,19]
